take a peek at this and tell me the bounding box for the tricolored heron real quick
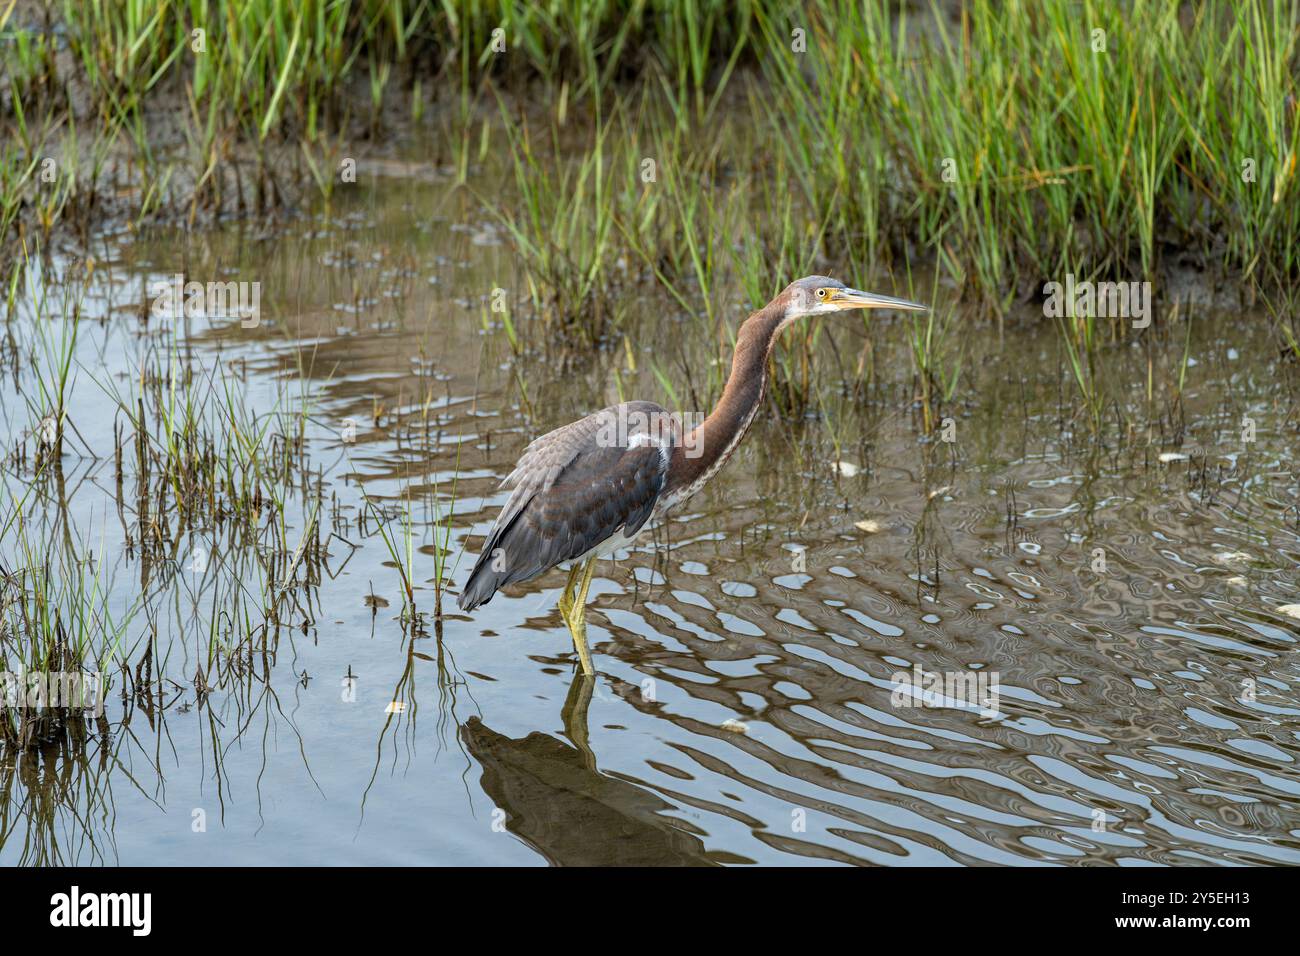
[458,276,927,674]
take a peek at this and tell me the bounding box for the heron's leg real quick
[557,561,582,626]
[568,556,599,675]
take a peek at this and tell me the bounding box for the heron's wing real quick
[458,402,673,610]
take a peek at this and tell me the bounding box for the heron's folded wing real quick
[495,401,669,532]
[461,403,672,603]
[503,439,668,578]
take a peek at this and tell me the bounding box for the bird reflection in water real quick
[461,675,731,866]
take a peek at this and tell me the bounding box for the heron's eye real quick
[816,288,827,299]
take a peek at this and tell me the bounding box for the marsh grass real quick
[0,483,135,748]
[0,263,336,753]
[485,100,621,346]
[3,1,1295,316]
[362,479,462,626]
[757,0,1299,304]
[351,363,465,624]
[1055,310,1107,434]
[907,296,963,434]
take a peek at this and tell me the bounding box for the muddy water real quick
[3,154,1300,866]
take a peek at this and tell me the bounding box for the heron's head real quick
[782,275,928,320]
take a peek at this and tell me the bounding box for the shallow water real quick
[3,152,1300,866]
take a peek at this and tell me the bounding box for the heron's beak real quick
[831,288,928,312]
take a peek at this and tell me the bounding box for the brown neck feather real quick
[665,294,791,497]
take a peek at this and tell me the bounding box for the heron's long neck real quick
[665,300,788,498]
